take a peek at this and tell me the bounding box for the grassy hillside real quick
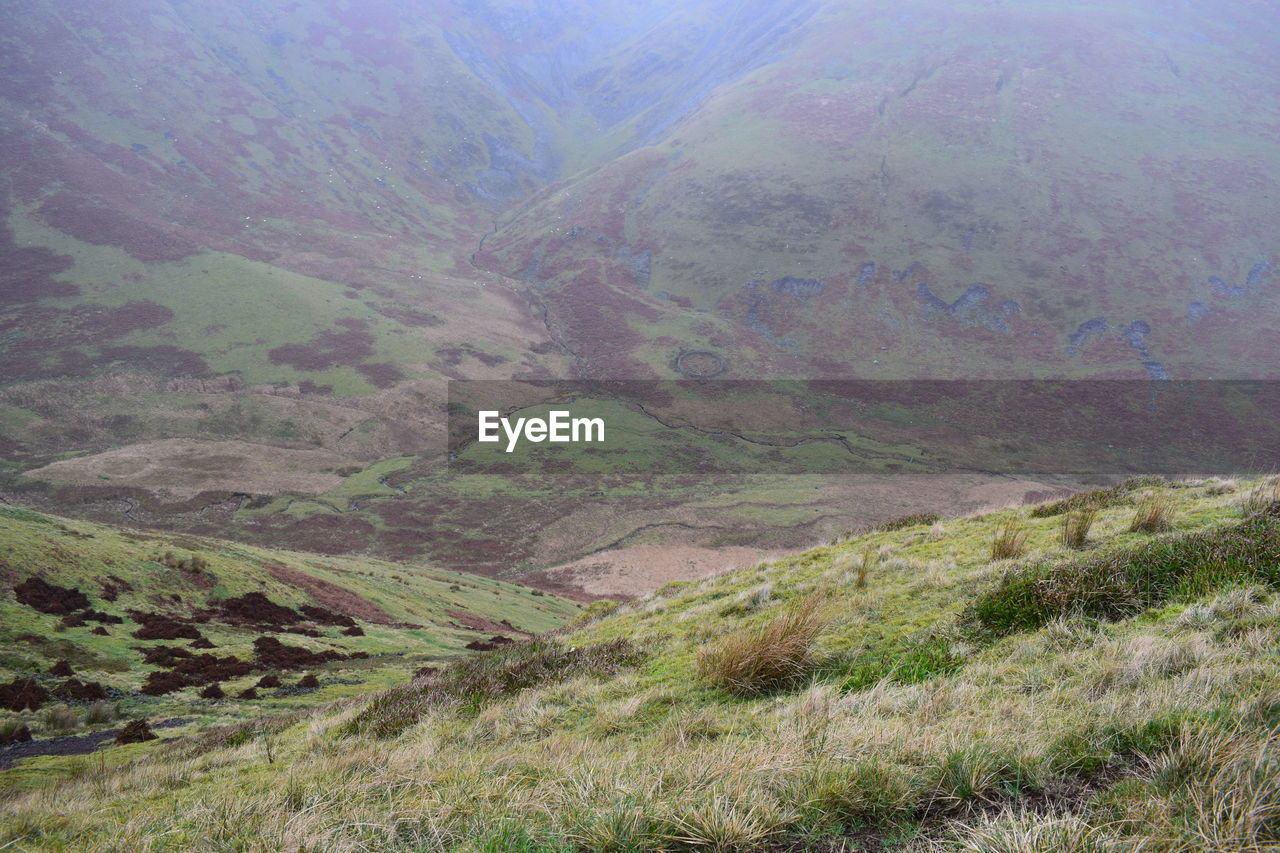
[0,503,578,790]
[4,477,1279,850]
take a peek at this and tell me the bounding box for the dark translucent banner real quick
[446,381,1280,477]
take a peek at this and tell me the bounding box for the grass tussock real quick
[833,546,877,589]
[878,512,941,532]
[1029,477,1165,519]
[1242,480,1280,518]
[966,508,1280,639]
[991,522,1029,561]
[697,595,827,696]
[1129,492,1176,533]
[1061,507,1098,549]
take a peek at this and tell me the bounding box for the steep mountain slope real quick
[4,478,1279,849]
[479,0,1280,379]
[2,0,1277,574]
[0,502,577,773]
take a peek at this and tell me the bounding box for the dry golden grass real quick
[696,595,827,696]
[1130,493,1176,533]
[991,522,1029,560]
[1061,507,1098,549]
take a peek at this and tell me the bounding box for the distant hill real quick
[2,0,1277,569]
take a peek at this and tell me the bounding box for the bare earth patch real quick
[23,439,356,498]
[527,545,784,600]
[267,563,397,625]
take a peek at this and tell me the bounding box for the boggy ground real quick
[4,476,1279,851]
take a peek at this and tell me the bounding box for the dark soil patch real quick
[297,674,320,688]
[253,636,344,670]
[0,678,49,712]
[90,626,109,636]
[342,625,364,636]
[189,638,216,649]
[52,679,107,702]
[237,687,259,700]
[49,659,74,676]
[60,613,86,627]
[80,609,123,624]
[199,684,224,700]
[13,576,91,615]
[97,575,133,601]
[256,674,281,688]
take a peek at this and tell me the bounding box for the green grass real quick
[0,506,579,757]
[3,479,1280,851]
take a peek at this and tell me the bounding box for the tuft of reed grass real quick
[1241,480,1280,519]
[1129,493,1175,533]
[83,701,118,727]
[852,546,876,588]
[991,522,1029,561]
[877,512,941,532]
[697,596,826,696]
[1061,507,1098,550]
[39,705,78,734]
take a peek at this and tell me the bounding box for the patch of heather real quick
[13,576,91,615]
[52,678,108,702]
[252,636,345,670]
[37,191,199,262]
[355,361,404,388]
[213,592,301,627]
[267,325,375,370]
[0,218,78,306]
[129,611,204,642]
[0,678,49,712]
[97,345,210,378]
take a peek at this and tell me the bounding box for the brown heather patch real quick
[252,636,345,670]
[447,609,531,637]
[97,345,210,378]
[355,361,404,388]
[267,562,396,625]
[38,191,198,262]
[269,515,378,555]
[372,304,443,327]
[0,220,77,306]
[267,324,375,370]
[13,576,91,615]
